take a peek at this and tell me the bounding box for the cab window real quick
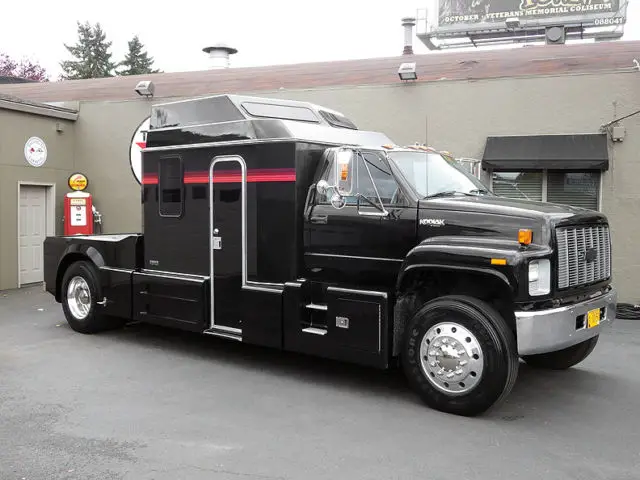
[158,155,184,217]
[317,151,406,207]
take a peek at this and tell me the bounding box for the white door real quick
[19,186,47,285]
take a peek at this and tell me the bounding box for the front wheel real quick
[61,261,125,334]
[522,336,599,370]
[402,295,519,416]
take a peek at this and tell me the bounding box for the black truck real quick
[43,94,617,416]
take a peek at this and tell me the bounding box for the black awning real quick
[482,134,609,171]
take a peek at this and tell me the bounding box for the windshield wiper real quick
[469,188,490,195]
[424,190,474,199]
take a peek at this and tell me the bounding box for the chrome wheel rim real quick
[419,322,484,395]
[66,276,92,320]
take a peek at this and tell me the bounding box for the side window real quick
[316,152,404,206]
[159,156,184,217]
[358,153,400,205]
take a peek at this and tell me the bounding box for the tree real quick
[60,21,117,80]
[0,53,17,77]
[118,36,160,76]
[0,53,48,82]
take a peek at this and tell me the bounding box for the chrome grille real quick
[556,225,611,289]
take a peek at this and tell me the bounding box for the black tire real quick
[402,295,519,417]
[61,261,125,334]
[522,336,599,370]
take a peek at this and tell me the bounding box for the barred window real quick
[491,170,600,211]
[492,172,543,202]
[547,172,599,211]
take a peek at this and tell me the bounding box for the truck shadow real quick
[498,363,616,416]
[103,322,620,420]
[108,321,414,400]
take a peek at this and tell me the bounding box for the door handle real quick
[310,215,328,225]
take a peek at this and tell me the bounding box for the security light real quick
[398,62,417,81]
[134,80,155,98]
[505,17,520,29]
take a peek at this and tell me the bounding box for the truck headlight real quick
[529,259,550,296]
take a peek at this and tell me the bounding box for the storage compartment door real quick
[326,287,386,356]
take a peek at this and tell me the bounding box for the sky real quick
[1,0,637,79]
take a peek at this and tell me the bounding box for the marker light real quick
[340,163,349,181]
[518,229,533,246]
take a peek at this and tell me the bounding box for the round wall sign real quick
[129,116,151,184]
[68,172,89,191]
[24,137,47,167]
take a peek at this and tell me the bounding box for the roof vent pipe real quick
[202,44,238,69]
[401,17,416,55]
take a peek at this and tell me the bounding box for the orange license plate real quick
[587,308,601,329]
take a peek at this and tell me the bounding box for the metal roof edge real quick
[0,97,78,121]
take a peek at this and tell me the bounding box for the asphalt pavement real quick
[1,285,639,480]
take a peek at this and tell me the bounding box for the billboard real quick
[438,0,624,30]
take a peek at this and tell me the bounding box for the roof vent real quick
[202,44,238,69]
[401,17,416,55]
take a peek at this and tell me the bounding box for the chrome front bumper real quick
[515,287,617,356]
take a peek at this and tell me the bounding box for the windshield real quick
[387,151,491,198]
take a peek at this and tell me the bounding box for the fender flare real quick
[54,245,106,301]
[57,243,106,269]
[394,235,543,295]
[392,260,521,358]
[397,263,516,293]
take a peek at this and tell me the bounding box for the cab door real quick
[207,155,246,339]
[304,150,416,289]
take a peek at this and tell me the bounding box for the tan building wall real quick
[72,100,151,233]
[59,69,640,301]
[0,109,76,290]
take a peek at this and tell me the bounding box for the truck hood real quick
[416,194,608,247]
[418,194,606,225]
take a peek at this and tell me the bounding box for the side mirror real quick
[330,193,346,209]
[335,149,354,196]
[316,179,330,196]
[316,179,346,210]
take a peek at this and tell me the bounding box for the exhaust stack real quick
[202,44,238,69]
[401,17,416,55]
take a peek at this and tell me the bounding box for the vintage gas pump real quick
[64,173,94,236]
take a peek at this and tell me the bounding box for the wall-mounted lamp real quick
[611,125,626,142]
[505,17,520,29]
[134,80,155,98]
[398,62,417,81]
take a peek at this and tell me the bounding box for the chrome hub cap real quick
[419,322,484,395]
[66,276,91,320]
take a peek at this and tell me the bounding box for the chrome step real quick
[204,326,242,342]
[302,327,327,336]
[305,303,328,311]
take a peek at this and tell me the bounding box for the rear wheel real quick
[522,336,599,370]
[402,295,519,416]
[61,261,125,334]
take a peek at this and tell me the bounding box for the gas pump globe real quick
[64,173,97,236]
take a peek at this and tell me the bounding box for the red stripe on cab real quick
[143,176,159,185]
[142,168,296,185]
